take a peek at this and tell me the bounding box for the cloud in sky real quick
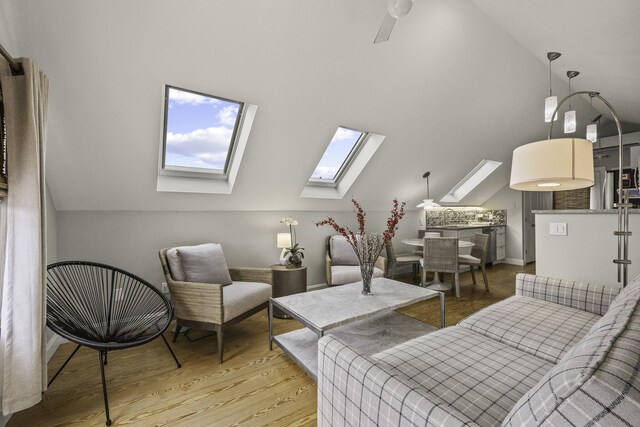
[311,165,339,180]
[168,88,220,107]
[166,126,233,169]
[333,127,362,141]
[217,105,239,127]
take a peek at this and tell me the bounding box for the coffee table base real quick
[272,311,437,382]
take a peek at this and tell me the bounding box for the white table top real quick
[271,278,439,333]
[402,238,475,248]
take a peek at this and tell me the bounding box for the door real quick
[522,191,552,264]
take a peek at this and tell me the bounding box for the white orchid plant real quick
[280,217,304,267]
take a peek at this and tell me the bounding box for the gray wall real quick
[57,209,421,287]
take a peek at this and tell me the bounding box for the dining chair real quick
[421,237,462,298]
[458,233,490,292]
[386,240,422,279]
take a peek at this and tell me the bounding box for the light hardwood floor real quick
[9,262,534,427]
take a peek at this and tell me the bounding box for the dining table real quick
[401,238,475,291]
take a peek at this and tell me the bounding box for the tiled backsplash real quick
[421,209,507,227]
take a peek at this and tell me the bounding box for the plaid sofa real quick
[317,273,640,426]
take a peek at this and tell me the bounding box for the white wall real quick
[57,209,421,287]
[535,212,640,287]
[482,185,523,264]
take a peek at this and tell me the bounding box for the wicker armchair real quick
[324,235,387,286]
[159,247,272,363]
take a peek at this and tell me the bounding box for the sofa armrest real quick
[515,273,620,316]
[229,267,273,285]
[317,335,479,427]
[167,279,224,324]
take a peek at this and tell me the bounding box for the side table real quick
[270,264,307,319]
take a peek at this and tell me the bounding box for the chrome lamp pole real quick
[548,91,632,287]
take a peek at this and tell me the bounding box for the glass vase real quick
[359,261,376,295]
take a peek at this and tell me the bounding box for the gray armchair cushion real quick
[329,235,359,266]
[167,243,233,285]
[223,281,272,322]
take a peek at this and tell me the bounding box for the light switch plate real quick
[550,222,568,236]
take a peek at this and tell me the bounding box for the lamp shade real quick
[277,233,292,248]
[510,138,594,191]
[416,199,441,209]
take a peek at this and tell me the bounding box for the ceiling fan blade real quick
[374,13,397,44]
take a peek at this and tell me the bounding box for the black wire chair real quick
[46,261,181,426]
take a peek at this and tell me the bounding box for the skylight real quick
[161,85,244,176]
[301,127,385,199]
[440,159,503,203]
[157,85,258,194]
[309,127,367,184]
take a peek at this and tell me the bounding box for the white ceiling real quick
[2,0,638,211]
[471,0,640,125]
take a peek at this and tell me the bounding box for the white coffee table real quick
[268,278,444,381]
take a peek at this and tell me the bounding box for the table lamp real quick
[277,232,292,265]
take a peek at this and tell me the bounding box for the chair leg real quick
[216,325,224,364]
[421,265,426,287]
[103,351,108,365]
[98,351,112,426]
[48,344,81,387]
[160,334,182,368]
[469,265,476,284]
[172,323,182,343]
[454,272,460,300]
[481,265,489,292]
[390,265,396,279]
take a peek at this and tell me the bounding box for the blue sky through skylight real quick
[164,87,240,171]
[311,127,363,180]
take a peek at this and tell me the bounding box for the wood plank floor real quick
[9,262,534,427]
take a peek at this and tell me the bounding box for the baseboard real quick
[0,411,10,427]
[47,334,68,362]
[504,258,526,266]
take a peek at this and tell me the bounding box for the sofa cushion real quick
[458,295,600,364]
[329,235,359,266]
[372,326,553,427]
[170,243,233,285]
[503,276,640,427]
[223,281,272,322]
[331,265,384,286]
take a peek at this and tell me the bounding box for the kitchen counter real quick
[534,209,640,215]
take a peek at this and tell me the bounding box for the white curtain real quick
[0,58,48,414]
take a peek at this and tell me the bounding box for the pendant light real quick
[416,171,441,209]
[544,52,561,122]
[586,92,599,143]
[564,71,579,133]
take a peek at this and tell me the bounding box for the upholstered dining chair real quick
[386,240,421,279]
[159,243,272,363]
[325,235,386,286]
[458,233,490,292]
[421,237,463,298]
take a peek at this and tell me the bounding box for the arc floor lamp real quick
[510,91,632,287]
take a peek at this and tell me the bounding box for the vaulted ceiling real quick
[1,0,637,211]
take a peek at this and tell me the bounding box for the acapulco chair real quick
[46,261,181,426]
